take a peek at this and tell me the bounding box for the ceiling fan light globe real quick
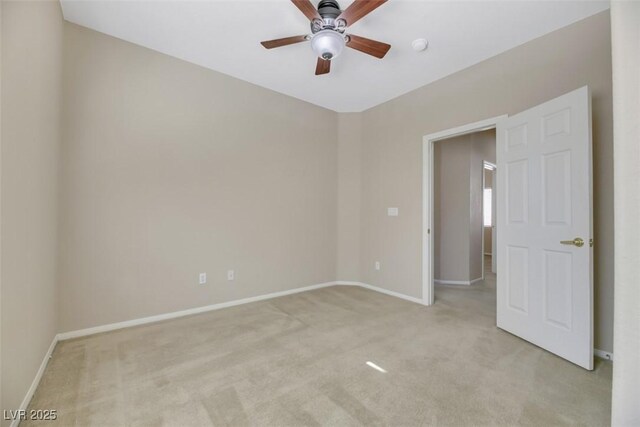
[311,30,345,60]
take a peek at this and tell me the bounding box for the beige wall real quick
[359,11,614,352]
[58,23,338,332]
[434,136,470,282]
[611,1,640,424]
[336,113,362,281]
[1,0,63,421]
[483,227,492,255]
[433,129,495,283]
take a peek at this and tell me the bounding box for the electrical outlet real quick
[227,270,235,281]
[387,207,399,216]
[375,261,380,271]
[199,273,207,285]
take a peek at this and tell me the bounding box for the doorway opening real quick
[422,116,506,305]
[431,129,496,304]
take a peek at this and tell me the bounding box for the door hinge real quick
[589,238,594,247]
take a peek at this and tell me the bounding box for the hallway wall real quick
[434,129,495,283]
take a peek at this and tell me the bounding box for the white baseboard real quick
[10,335,58,427]
[57,281,338,340]
[338,281,425,305]
[434,277,483,286]
[594,348,613,361]
[58,281,426,341]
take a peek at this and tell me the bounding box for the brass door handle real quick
[560,237,584,247]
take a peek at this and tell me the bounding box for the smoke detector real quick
[412,38,429,52]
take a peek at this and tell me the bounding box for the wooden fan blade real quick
[346,34,391,58]
[291,0,322,21]
[336,0,388,27]
[261,35,308,49]
[315,58,331,75]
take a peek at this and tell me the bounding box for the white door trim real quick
[422,115,507,305]
[482,161,497,278]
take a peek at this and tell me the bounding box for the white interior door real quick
[496,86,593,370]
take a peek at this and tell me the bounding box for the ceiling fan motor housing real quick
[312,0,343,33]
[318,0,341,19]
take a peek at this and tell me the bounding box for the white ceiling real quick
[60,0,609,112]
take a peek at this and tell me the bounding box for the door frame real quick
[482,161,496,280]
[422,115,507,305]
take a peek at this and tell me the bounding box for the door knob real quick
[560,237,584,247]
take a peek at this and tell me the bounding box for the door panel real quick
[507,246,529,313]
[496,86,593,370]
[506,124,528,150]
[543,249,573,330]
[543,151,572,225]
[506,160,529,224]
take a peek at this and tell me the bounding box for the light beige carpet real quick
[26,263,611,426]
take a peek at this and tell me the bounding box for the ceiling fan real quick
[261,0,391,75]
